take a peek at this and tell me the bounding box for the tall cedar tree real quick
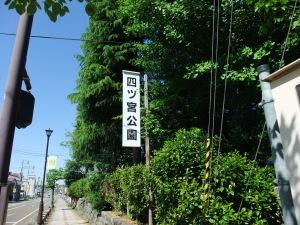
[68,0,300,171]
[68,0,139,171]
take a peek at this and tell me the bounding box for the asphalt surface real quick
[5,195,51,225]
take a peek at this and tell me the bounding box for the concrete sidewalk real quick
[45,198,89,225]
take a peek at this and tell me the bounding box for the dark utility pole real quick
[144,74,153,225]
[20,160,29,182]
[37,129,53,225]
[258,65,297,225]
[0,13,33,225]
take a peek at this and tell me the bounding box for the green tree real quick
[118,0,300,159]
[46,168,64,189]
[68,0,140,170]
[64,160,87,187]
[46,168,64,206]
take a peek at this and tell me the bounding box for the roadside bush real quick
[102,164,151,221]
[152,128,207,182]
[152,128,281,225]
[68,178,89,199]
[85,171,107,211]
[208,152,281,224]
[152,128,207,224]
[68,128,281,225]
[68,172,107,211]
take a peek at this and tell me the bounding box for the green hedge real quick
[68,178,89,199]
[151,128,207,224]
[208,152,281,224]
[102,164,151,221]
[151,128,281,224]
[68,172,106,211]
[68,128,281,224]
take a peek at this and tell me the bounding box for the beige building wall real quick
[271,68,300,223]
[27,175,36,197]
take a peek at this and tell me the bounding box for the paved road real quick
[5,195,51,225]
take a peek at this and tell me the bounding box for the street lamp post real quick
[37,129,53,225]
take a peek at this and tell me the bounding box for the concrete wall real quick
[76,198,138,225]
[271,68,300,223]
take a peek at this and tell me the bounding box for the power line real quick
[13,148,67,157]
[237,122,266,213]
[207,0,217,137]
[216,0,234,165]
[211,0,220,141]
[204,0,221,205]
[0,32,125,44]
[209,0,221,196]
[279,0,298,67]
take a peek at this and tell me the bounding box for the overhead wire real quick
[13,148,67,158]
[279,0,298,68]
[211,0,220,141]
[237,122,266,213]
[203,0,217,205]
[204,0,221,204]
[216,0,234,166]
[0,32,125,44]
[207,0,216,138]
[209,0,221,194]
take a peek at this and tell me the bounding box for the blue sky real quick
[0,3,88,180]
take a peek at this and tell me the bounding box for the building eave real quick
[263,59,300,82]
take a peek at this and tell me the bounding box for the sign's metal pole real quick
[258,64,297,225]
[0,12,33,225]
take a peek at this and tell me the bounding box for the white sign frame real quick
[122,70,141,147]
[47,155,58,170]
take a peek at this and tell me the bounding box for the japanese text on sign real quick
[122,70,141,147]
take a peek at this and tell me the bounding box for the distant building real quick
[22,175,36,197]
[8,172,21,201]
[27,175,36,197]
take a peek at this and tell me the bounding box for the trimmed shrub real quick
[68,172,107,211]
[152,128,207,224]
[85,171,107,211]
[208,152,281,224]
[68,128,281,224]
[68,178,89,199]
[152,128,281,224]
[102,164,151,221]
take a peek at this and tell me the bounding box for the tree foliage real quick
[117,0,300,157]
[151,128,281,224]
[63,0,299,222]
[67,0,139,171]
[4,0,95,21]
[64,160,87,187]
[68,177,88,199]
[46,168,64,189]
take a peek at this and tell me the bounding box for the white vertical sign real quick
[47,155,57,170]
[122,70,141,147]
